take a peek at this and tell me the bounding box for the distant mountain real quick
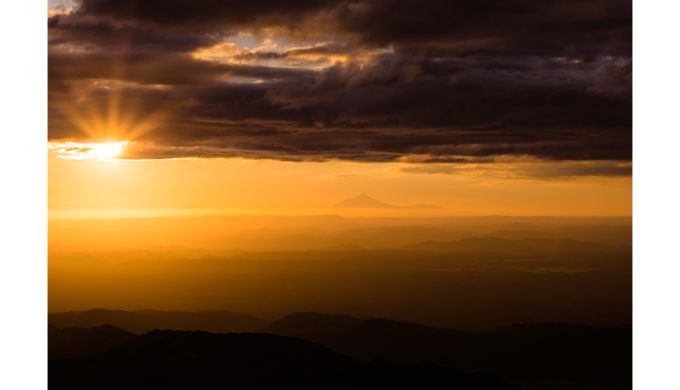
[335,194,439,209]
[336,194,397,208]
[49,324,135,359]
[49,329,517,390]
[48,309,266,334]
[267,312,632,390]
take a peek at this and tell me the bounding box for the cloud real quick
[72,0,338,32]
[48,0,631,171]
[401,159,632,179]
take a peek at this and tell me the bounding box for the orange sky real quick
[48,146,631,218]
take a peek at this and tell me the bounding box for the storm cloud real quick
[48,0,631,166]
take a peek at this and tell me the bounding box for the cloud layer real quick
[48,0,632,167]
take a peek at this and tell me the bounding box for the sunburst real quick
[49,141,129,160]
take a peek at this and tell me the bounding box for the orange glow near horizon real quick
[48,148,632,218]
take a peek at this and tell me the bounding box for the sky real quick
[47,0,632,217]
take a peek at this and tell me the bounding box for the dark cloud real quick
[48,14,216,53]
[332,0,631,55]
[48,0,632,171]
[401,160,632,179]
[73,0,338,32]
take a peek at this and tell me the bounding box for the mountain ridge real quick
[48,308,266,334]
[335,194,440,209]
[49,329,517,390]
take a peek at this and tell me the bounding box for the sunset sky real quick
[3,1,674,389]
[48,0,631,217]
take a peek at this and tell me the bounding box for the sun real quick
[91,142,127,160]
[49,141,130,160]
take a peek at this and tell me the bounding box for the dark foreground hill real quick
[48,310,631,389]
[48,308,265,334]
[49,330,517,390]
[49,324,136,359]
[267,313,632,390]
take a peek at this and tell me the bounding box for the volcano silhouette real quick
[335,194,439,209]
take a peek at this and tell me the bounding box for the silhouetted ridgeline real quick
[48,309,266,334]
[49,324,135,359]
[49,329,517,390]
[268,313,632,389]
[49,310,631,390]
